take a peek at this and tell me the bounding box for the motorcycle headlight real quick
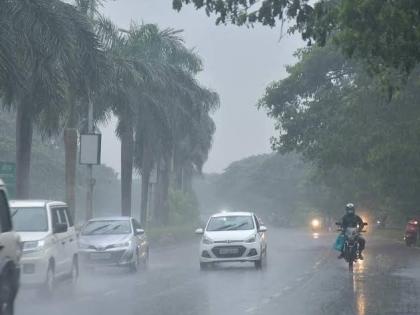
[22,240,45,253]
[202,236,214,245]
[245,235,257,243]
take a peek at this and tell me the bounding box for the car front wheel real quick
[0,271,15,315]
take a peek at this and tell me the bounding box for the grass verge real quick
[147,225,196,246]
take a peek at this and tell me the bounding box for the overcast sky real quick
[99,0,303,174]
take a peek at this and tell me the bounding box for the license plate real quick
[219,248,239,255]
[90,253,111,260]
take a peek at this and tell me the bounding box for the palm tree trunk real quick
[120,119,133,216]
[154,155,170,225]
[16,101,33,199]
[160,153,171,225]
[140,169,150,226]
[64,127,78,220]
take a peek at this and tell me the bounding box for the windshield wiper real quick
[88,224,111,235]
[226,222,249,230]
[213,224,235,231]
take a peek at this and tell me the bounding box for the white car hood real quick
[204,230,255,242]
[17,231,49,242]
[79,234,131,247]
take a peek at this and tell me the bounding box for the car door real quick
[0,190,17,273]
[62,207,77,261]
[254,215,266,250]
[58,207,75,272]
[50,207,68,275]
[132,219,147,257]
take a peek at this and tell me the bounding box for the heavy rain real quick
[0,1,420,315]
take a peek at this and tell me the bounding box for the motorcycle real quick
[336,222,367,272]
[404,218,419,247]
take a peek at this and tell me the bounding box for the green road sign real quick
[0,162,16,198]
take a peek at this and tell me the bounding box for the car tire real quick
[0,270,15,315]
[129,251,140,273]
[43,264,55,297]
[142,248,149,270]
[70,256,79,285]
[254,254,264,270]
[199,262,210,271]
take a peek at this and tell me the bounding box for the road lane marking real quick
[245,307,257,313]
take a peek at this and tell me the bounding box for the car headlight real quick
[78,242,90,249]
[245,235,257,243]
[202,236,214,245]
[109,241,130,249]
[22,240,45,253]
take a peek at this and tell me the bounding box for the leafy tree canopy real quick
[173,0,420,75]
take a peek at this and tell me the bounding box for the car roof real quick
[88,216,132,222]
[9,200,67,207]
[211,211,254,218]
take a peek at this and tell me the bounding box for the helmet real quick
[345,203,355,214]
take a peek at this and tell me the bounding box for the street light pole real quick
[86,98,95,220]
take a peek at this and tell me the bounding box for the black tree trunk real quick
[16,101,33,199]
[120,119,134,216]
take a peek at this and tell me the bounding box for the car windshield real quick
[11,207,48,232]
[206,215,254,231]
[82,220,132,235]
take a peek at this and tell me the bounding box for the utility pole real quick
[86,99,95,220]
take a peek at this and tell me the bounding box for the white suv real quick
[196,212,267,270]
[10,200,78,293]
[0,180,21,314]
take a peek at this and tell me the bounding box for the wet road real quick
[16,228,420,315]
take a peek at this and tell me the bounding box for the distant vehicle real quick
[404,218,419,247]
[0,180,21,315]
[10,200,78,294]
[78,217,149,272]
[311,218,321,232]
[196,212,267,270]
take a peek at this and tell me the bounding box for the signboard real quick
[0,162,16,198]
[80,134,101,165]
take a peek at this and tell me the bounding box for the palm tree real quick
[0,0,103,199]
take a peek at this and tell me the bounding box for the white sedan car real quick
[196,212,267,270]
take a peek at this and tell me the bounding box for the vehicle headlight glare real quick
[202,236,214,245]
[112,241,130,248]
[23,240,45,252]
[245,235,256,243]
[78,242,89,249]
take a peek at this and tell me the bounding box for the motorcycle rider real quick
[338,203,366,260]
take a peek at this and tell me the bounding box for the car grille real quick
[83,250,127,264]
[214,240,243,244]
[212,246,246,258]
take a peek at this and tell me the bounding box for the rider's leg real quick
[358,237,366,259]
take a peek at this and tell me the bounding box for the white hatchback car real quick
[196,212,267,270]
[10,200,78,292]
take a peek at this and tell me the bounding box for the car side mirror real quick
[195,228,204,235]
[259,226,267,232]
[135,228,145,235]
[54,223,68,234]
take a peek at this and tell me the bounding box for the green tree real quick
[0,0,103,199]
[173,0,420,76]
[259,44,420,217]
